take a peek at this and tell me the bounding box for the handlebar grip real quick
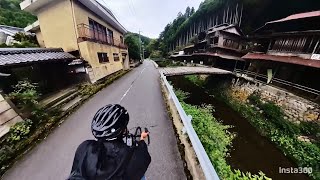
[144,128,150,145]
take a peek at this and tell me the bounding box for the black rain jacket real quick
[68,139,151,180]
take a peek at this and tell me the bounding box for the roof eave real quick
[20,0,127,34]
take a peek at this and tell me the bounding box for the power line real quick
[99,0,130,28]
[129,0,137,17]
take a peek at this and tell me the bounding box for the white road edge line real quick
[119,67,146,103]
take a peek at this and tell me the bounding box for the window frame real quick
[97,52,109,63]
[113,53,120,62]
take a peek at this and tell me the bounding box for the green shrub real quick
[299,121,320,138]
[185,75,205,87]
[247,92,261,106]
[7,119,33,142]
[157,60,182,67]
[9,80,39,109]
[260,102,300,135]
[78,83,96,96]
[29,107,49,125]
[175,89,190,101]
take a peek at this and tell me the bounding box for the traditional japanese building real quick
[171,24,247,71]
[20,0,129,83]
[242,11,320,100]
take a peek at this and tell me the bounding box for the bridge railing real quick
[160,72,220,180]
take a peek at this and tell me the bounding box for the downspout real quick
[70,0,82,58]
[70,0,92,82]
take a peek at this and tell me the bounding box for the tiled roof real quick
[254,11,320,33]
[0,25,26,36]
[0,48,76,66]
[269,11,320,24]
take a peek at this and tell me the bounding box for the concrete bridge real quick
[159,66,232,76]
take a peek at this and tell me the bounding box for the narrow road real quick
[3,61,186,180]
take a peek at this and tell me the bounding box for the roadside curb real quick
[160,77,205,180]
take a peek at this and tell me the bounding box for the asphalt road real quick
[3,61,186,180]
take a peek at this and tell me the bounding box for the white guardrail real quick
[161,72,220,180]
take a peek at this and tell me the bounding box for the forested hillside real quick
[0,0,36,27]
[155,0,320,57]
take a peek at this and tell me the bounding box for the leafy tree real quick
[184,7,191,18]
[125,32,155,59]
[125,33,140,60]
[190,7,195,15]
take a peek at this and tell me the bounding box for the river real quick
[168,75,309,180]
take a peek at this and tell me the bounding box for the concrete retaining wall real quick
[0,93,23,137]
[232,81,320,124]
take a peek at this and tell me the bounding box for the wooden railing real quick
[77,24,127,49]
[234,69,320,99]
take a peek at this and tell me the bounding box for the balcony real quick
[77,24,127,49]
[265,33,320,59]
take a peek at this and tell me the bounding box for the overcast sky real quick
[98,0,203,38]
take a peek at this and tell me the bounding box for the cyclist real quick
[68,104,151,180]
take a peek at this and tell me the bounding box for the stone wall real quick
[232,80,320,124]
[0,93,23,137]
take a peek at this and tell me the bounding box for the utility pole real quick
[139,30,143,61]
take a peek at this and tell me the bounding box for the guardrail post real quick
[182,115,192,135]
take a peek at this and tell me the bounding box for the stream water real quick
[168,75,309,180]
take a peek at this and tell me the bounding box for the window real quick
[113,53,120,61]
[120,36,124,44]
[107,29,114,44]
[98,52,109,63]
[213,37,219,45]
[89,18,108,42]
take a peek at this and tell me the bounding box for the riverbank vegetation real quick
[172,75,320,179]
[200,78,320,179]
[218,90,320,179]
[156,60,184,67]
[175,88,270,179]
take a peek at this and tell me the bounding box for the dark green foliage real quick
[29,107,49,124]
[8,80,39,110]
[125,33,141,60]
[79,70,130,97]
[185,75,206,87]
[156,60,184,67]
[248,93,301,135]
[125,32,153,60]
[247,93,261,106]
[0,0,37,28]
[300,121,320,139]
[175,89,270,179]
[219,90,320,179]
[261,102,300,135]
[7,119,33,142]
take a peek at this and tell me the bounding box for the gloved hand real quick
[140,131,149,141]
